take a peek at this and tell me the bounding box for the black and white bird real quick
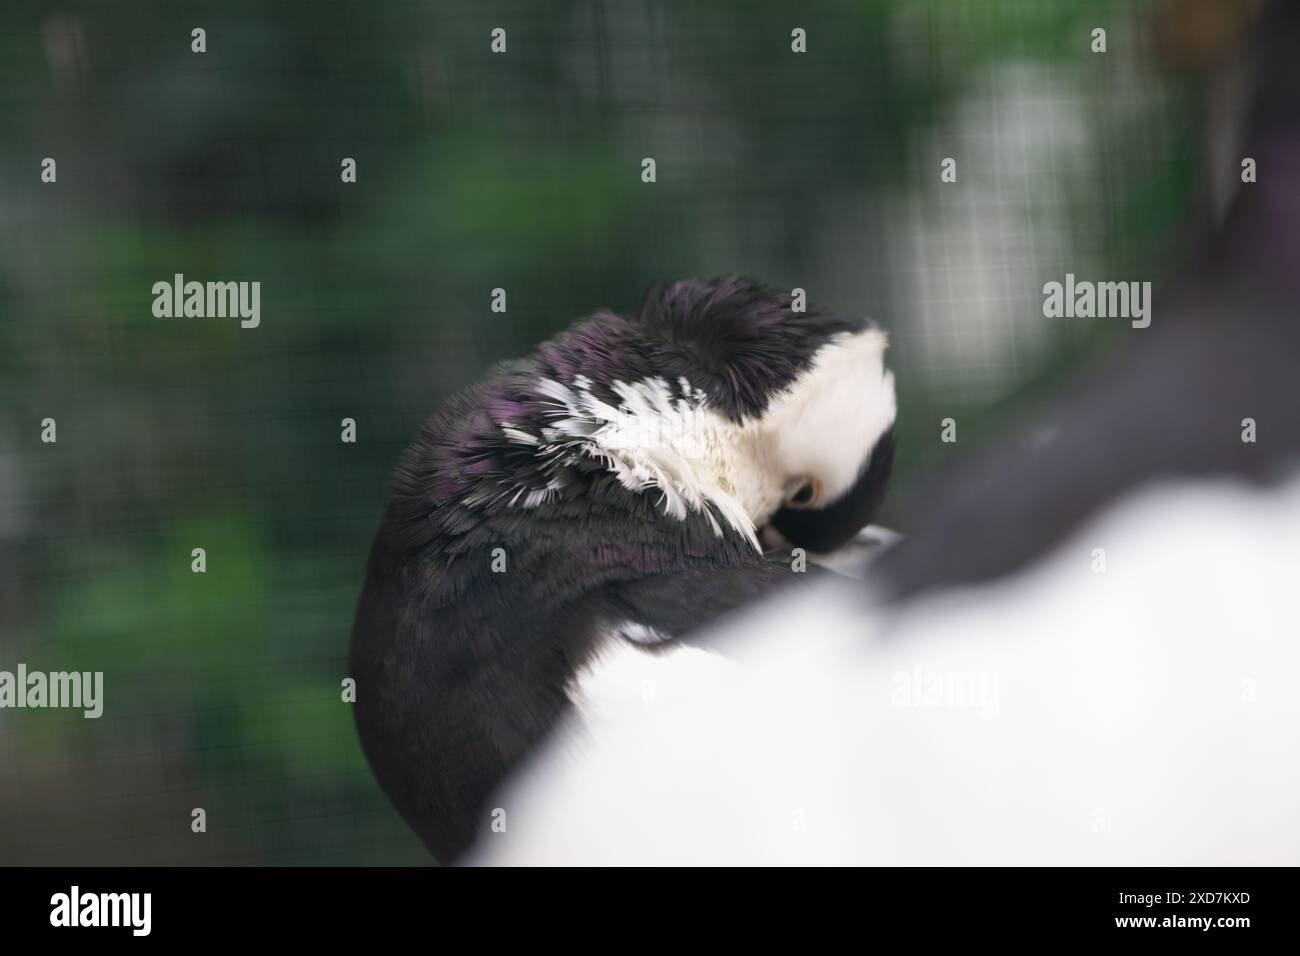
[472,0,1300,866]
[350,277,897,862]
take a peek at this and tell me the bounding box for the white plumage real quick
[475,475,1300,865]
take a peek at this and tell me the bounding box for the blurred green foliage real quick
[0,0,1199,863]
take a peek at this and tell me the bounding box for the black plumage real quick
[350,277,895,861]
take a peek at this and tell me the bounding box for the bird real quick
[349,276,898,862]
[473,0,1300,866]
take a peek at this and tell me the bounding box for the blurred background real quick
[0,0,1227,863]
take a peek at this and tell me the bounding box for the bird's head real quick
[483,277,896,555]
[406,277,896,563]
[631,277,897,554]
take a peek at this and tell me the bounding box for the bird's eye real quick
[782,477,819,509]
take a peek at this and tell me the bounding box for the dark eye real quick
[782,477,819,509]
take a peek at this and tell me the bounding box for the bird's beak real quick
[759,523,794,553]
